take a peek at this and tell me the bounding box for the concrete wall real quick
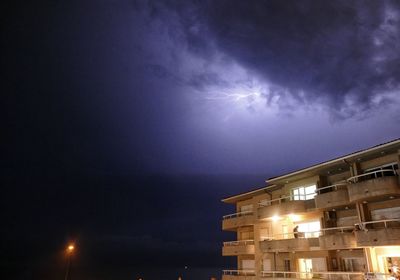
[347,176,400,202]
[356,228,400,247]
[223,215,255,231]
[223,244,255,256]
[315,188,349,209]
[319,232,357,250]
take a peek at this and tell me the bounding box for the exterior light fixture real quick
[272,215,280,221]
[289,214,300,222]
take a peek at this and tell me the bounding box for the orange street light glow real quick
[67,244,75,252]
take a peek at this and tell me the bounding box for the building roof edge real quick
[266,138,400,184]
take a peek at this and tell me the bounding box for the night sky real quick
[2,1,400,279]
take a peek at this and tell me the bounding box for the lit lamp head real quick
[67,244,75,254]
[271,215,280,222]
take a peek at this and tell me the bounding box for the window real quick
[363,162,398,180]
[263,259,271,271]
[240,204,253,212]
[343,258,365,272]
[259,199,271,206]
[365,162,398,173]
[371,207,400,220]
[284,259,291,271]
[297,221,320,238]
[292,185,316,200]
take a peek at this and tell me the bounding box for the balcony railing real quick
[262,233,317,240]
[347,169,397,184]
[223,240,254,246]
[223,239,255,256]
[364,272,393,280]
[346,170,399,202]
[315,183,347,194]
[318,226,357,249]
[223,211,253,220]
[319,226,354,234]
[223,270,255,276]
[259,195,291,207]
[258,195,313,219]
[354,219,400,247]
[355,218,400,229]
[260,271,392,280]
[262,226,354,241]
[261,271,365,280]
[259,194,313,208]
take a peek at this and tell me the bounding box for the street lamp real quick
[65,243,75,280]
[67,245,74,253]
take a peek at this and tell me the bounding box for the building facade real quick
[222,139,400,280]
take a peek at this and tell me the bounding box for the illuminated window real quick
[292,185,316,200]
[297,221,320,238]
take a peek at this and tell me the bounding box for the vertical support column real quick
[351,162,360,177]
[351,161,374,273]
[365,247,379,272]
[236,202,241,272]
[253,197,262,280]
[236,230,241,271]
[237,255,242,270]
[397,149,400,183]
[254,222,262,280]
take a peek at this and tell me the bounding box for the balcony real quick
[261,271,365,280]
[347,170,400,202]
[222,240,255,256]
[315,183,349,209]
[260,234,320,252]
[318,226,357,250]
[222,211,254,231]
[355,219,400,247]
[222,270,255,280]
[258,196,310,220]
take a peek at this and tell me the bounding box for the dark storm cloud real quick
[137,0,400,118]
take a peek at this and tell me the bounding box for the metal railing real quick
[223,240,254,246]
[259,195,292,207]
[355,219,400,230]
[222,269,255,276]
[315,183,347,194]
[320,226,355,233]
[260,271,393,280]
[223,210,253,220]
[260,220,400,241]
[262,232,317,240]
[347,169,397,184]
[364,272,393,280]
[261,226,354,241]
[259,194,314,208]
[261,271,364,280]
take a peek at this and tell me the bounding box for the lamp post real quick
[65,244,75,280]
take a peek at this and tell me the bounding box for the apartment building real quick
[222,139,400,280]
